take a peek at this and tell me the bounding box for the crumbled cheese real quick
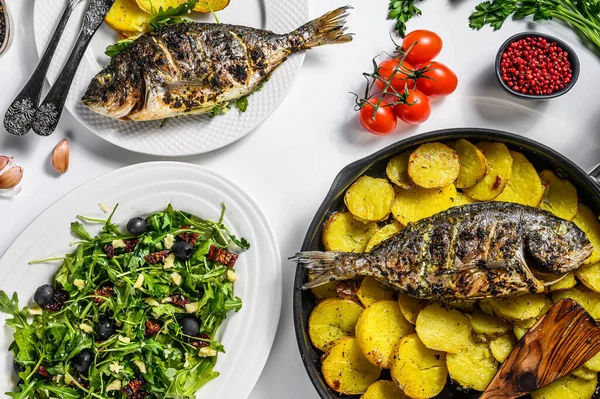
[52,374,63,383]
[163,348,173,359]
[109,361,124,374]
[161,297,172,304]
[185,302,199,313]
[145,297,159,307]
[171,272,182,286]
[163,253,175,269]
[133,360,147,374]
[74,279,85,291]
[28,307,43,316]
[99,201,111,213]
[112,239,126,249]
[133,273,144,289]
[106,380,122,391]
[118,335,131,344]
[199,347,218,357]
[227,269,237,282]
[141,342,146,347]
[164,234,175,249]
[79,323,93,333]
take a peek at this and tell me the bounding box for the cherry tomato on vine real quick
[402,30,443,65]
[359,100,397,135]
[416,62,458,97]
[375,58,415,93]
[393,90,431,125]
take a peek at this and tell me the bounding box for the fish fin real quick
[293,6,353,50]
[291,251,356,289]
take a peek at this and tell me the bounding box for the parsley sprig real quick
[387,0,424,37]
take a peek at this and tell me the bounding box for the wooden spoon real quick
[480,298,600,399]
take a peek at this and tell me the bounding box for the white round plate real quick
[33,0,308,156]
[0,162,282,399]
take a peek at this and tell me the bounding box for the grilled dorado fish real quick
[82,7,352,121]
[294,203,593,300]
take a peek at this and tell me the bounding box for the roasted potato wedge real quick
[539,170,578,221]
[357,277,395,307]
[552,286,600,319]
[135,0,184,13]
[447,341,498,391]
[531,374,597,399]
[407,143,460,189]
[194,0,230,12]
[548,272,577,291]
[489,294,547,321]
[391,334,447,399]
[454,192,477,206]
[576,262,600,293]
[416,303,471,353]
[361,380,407,399]
[308,298,364,352]
[345,176,395,222]
[571,366,597,381]
[391,184,457,225]
[356,300,415,368]
[365,221,403,252]
[573,203,600,264]
[322,337,381,395]
[584,351,600,372]
[495,151,544,207]
[489,334,516,363]
[463,142,513,201]
[106,0,151,33]
[386,153,414,189]
[322,212,378,252]
[398,293,426,325]
[453,139,487,188]
[308,272,337,300]
[469,313,510,336]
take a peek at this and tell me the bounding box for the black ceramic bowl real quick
[293,128,600,399]
[495,32,580,99]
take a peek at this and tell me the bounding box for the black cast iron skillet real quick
[293,127,600,399]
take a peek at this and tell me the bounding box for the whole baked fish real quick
[293,203,593,300]
[82,7,352,121]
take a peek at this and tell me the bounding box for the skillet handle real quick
[589,164,600,184]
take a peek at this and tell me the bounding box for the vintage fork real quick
[3,0,84,136]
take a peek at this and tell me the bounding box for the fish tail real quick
[292,6,353,50]
[291,251,361,289]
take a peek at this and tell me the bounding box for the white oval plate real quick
[33,0,308,156]
[0,162,282,399]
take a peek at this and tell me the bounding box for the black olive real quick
[173,241,194,260]
[34,284,54,307]
[127,217,147,235]
[95,318,116,341]
[179,316,200,337]
[71,349,94,373]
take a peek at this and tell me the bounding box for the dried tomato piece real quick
[167,294,191,308]
[131,390,147,399]
[92,286,114,305]
[124,239,139,253]
[190,333,211,348]
[178,231,199,246]
[145,250,171,265]
[36,365,51,381]
[144,319,161,337]
[208,245,238,267]
[43,286,69,312]
[70,376,90,390]
[103,244,115,259]
[122,375,145,397]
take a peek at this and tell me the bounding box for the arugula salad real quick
[0,204,248,398]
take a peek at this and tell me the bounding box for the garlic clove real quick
[0,156,11,171]
[0,166,23,189]
[52,139,69,174]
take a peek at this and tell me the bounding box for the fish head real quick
[524,220,593,284]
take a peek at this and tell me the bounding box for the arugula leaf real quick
[70,221,92,241]
[104,39,133,57]
[388,0,424,37]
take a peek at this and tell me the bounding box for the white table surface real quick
[2,0,600,398]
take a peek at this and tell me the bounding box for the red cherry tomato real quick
[375,58,415,93]
[416,62,458,97]
[403,30,443,65]
[393,90,431,125]
[359,100,397,135]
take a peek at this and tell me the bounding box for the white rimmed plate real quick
[33,0,308,156]
[0,162,282,398]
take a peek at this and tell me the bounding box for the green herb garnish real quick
[387,0,424,37]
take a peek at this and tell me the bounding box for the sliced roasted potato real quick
[345,176,395,222]
[322,337,381,395]
[453,139,487,188]
[135,0,183,13]
[463,142,513,201]
[386,153,414,189]
[584,351,600,372]
[365,222,403,252]
[447,341,498,391]
[407,143,460,189]
[391,184,457,225]
[309,272,337,300]
[416,303,471,353]
[489,294,547,321]
[576,262,600,293]
[361,380,407,399]
[549,272,577,291]
[470,313,510,336]
[495,151,544,207]
[391,334,447,399]
[531,374,597,399]
[448,301,476,312]
[552,286,600,319]
[513,325,528,340]
[322,212,378,252]
[573,203,600,264]
[539,170,578,221]
[308,298,364,352]
[571,366,597,381]
[479,301,494,315]
[489,334,517,363]
[194,0,230,12]
[357,277,395,307]
[454,192,477,207]
[106,0,151,33]
[356,300,415,368]
[398,293,426,325]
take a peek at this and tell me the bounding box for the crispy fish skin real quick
[295,203,593,300]
[82,7,352,121]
